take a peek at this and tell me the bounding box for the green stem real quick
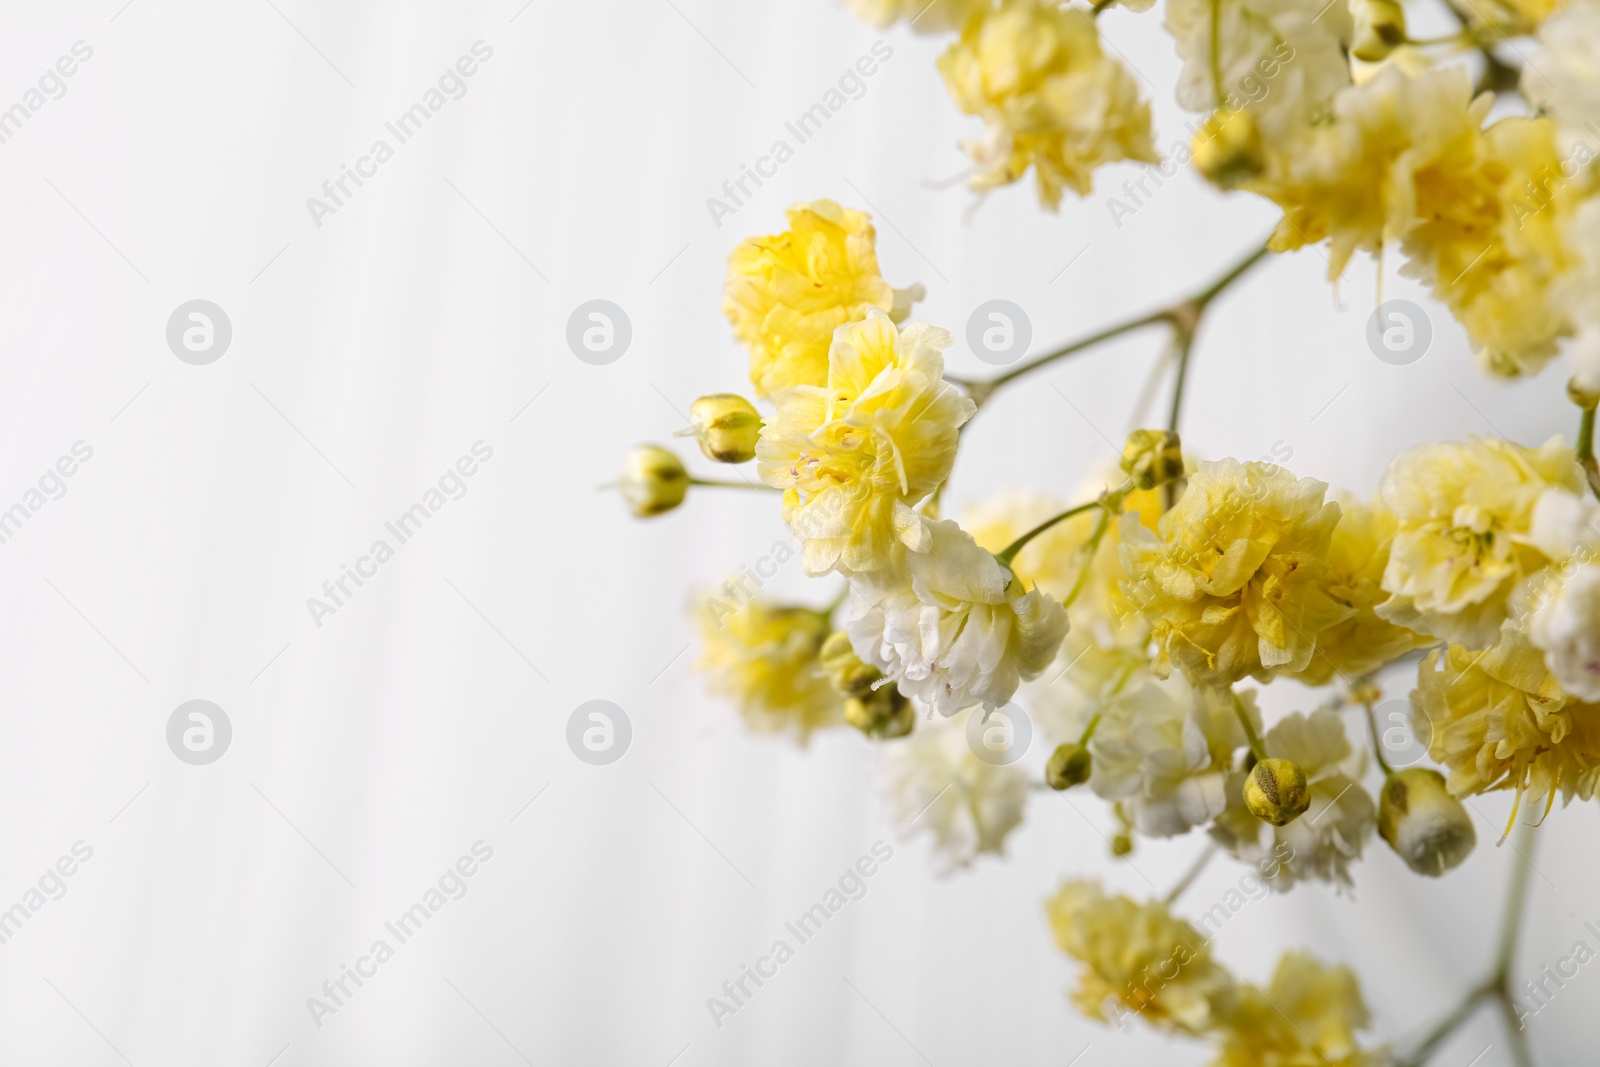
[1577,405,1599,499]
[1208,0,1225,109]
[1165,843,1217,905]
[1231,691,1267,762]
[1166,327,1198,436]
[1399,986,1494,1067]
[995,482,1130,569]
[1061,506,1114,608]
[687,478,777,491]
[1363,701,1395,778]
[1494,822,1536,984]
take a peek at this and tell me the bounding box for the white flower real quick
[1556,201,1600,391]
[1210,708,1375,891]
[876,709,1029,873]
[1531,564,1600,701]
[846,518,1070,716]
[1090,678,1248,837]
[1524,1,1600,146]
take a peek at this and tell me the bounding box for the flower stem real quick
[1362,700,1395,778]
[1231,691,1268,762]
[1165,843,1217,905]
[1577,404,1599,499]
[1493,821,1536,986]
[957,238,1273,407]
[1062,506,1113,608]
[995,481,1131,570]
[1398,986,1494,1066]
[687,478,777,491]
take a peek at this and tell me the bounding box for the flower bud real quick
[618,444,689,518]
[1121,429,1185,490]
[1191,109,1264,190]
[820,630,879,697]
[1111,832,1135,857]
[1569,376,1600,410]
[845,686,914,739]
[1045,742,1093,790]
[1378,768,1476,876]
[684,393,762,463]
[1351,0,1407,62]
[1243,758,1311,826]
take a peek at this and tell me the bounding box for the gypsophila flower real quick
[693,596,843,742]
[1213,952,1388,1066]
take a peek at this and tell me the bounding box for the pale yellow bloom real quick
[1376,436,1583,649]
[724,200,924,399]
[1046,880,1235,1034]
[937,0,1157,208]
[1120,459,1351,686]
[693,597,843,741]
[1292,494,1432,686]
[1415,625,1600,807]
[757,312,974,576]
[1213,952,1387,1067]
[845,0,989,33]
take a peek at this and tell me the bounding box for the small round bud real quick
[1349,680,1382,707]
[1045,742,1093,790]
[1569,376,1600,410]
[820,630,880,698]
[1243,758,1311,826]
[1351,0,1407,62]
[1378,768,1476,877]
[1121,429,1185,490]
[1111,832,1134,857]
[618,444,689,518]
[685,394,762,463]
[1191,109,1264,190]
[845,686,914,740]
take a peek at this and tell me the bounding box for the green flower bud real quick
[1351,0,1407,62]
[820,630,880,697]
[1191,109,1265,190]
[1379,768,1477,877]
[845,686,914,740]
[1111,832,1135,857]
[685,394,762,464]
[1569,376,1600,410]
[1046,742,1093,790]
[1243,758,1311,826]
[618,444,689,518]
[1120,429,1186,490]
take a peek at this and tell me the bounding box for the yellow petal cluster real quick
[1211,952,1386,1067]
[1120,459,1351,686]
[1376,436,1583,649]
[1415,625,1600,807]
[723,200,923,399]
[1046,880,1235,1034]
[757,312,975,576]
[693,597,843,741]
[937,0,1158,208]
[1292,495,1432,686]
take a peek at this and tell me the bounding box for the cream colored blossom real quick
[693,597,843,741]
[1530,564,1600,701]
[1046,880,1235,1034]
[1211,708,1375,891]
[724,200,924,399]
[758,312,974,576]
[846,518,1069,715]
[1376,437,1583,649]
[1415,625,1600,806]
[937,0,1158,208]
[1213,952,1387,1067]
[1090,678,1248,837]
[877,708,1028,872]
[1292,494,1433,686]
[1120,459,1351,687]
[845,0,989,33]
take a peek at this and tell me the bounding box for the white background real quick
[0,1,1593,1064]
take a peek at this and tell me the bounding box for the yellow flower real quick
[1213,952,1386,1067]
[846,0,988,32]
[1120,459,1352,686]
[1377,436,1583,649]
[757,312,975,576]
[724,200,924,399]
[1292,495,1432,686]
[1414,625,1600,807]
[937,0,1158,208]
[693,596,843,742]
[1046,880,1235,1034]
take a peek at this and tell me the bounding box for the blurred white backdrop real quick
[0,1,1592,1064]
